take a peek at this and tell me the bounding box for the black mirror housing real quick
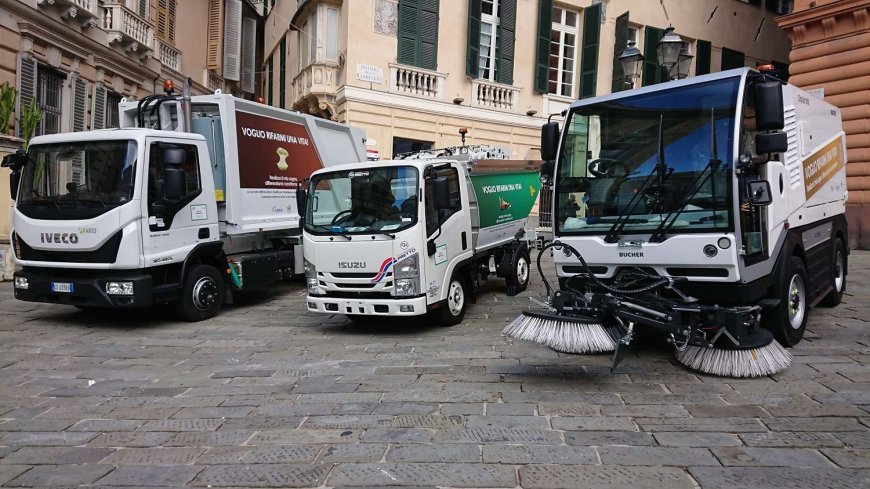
[295,182,308,217]
[754,81,785,131]
[161,147,186,166]
[541,122,560,161]
[163,167,186,200]
[9,171,21,200]
[756,131,788,154]
[747,180,773,206]
[433,176,451,210]
[539,160,554,183]
[2,149,26,170]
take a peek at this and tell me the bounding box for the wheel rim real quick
[788,273,806,330]
[447,280,464,316]
[517,256,529,284]
[192,277,219,311]
[833,250,844,292]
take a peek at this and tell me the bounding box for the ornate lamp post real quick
[618,41,644,89]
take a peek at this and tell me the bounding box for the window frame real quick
[478,0,501,81]
[35,66,64,137]
[548,5,579,97]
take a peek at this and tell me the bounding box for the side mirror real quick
[754,81,784,131]
[747,180,773,206]
[295,184,308,217]
[1,150,26,170]
[432,176,451,210]
[9,171,21,200]
[163,167,186,200]
[540,122,560,161]
[756,131,788,154]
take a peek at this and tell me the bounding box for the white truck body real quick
[7,92,366,319]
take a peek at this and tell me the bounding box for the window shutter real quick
[721,47,745,70]
[611,11,630,93]
[533,0,553,93]
[267,57,273,106]
[138,0,148,17]
[223,0,242,81]
[579,3,601,99]
[695,40,711,76]
[642,26,664,86]
[167,0,176,43]
[397,0,420,66]
[241,17,257,93]
[207,0,223,71]
[419,0,439,70]
[279,36,286,109]
[70,76,88,132]
[496,0,516,85]
[156,0,176,42]
[92,84,107,130]
[16,54,37,138]
[466,0,481,78]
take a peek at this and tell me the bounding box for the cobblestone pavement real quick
[0,252,868,488]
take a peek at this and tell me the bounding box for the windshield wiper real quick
[376,232,396,239]
[649,109,721,243]
[308,223,352,240]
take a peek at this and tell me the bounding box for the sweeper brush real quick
[506,241,793,377]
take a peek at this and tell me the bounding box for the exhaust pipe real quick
[181,77,193,133]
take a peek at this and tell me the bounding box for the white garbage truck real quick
[505,67,848,377]
[3,84,366,320]
[298,151,542,325]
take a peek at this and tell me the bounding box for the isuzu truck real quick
[3,85,366,320]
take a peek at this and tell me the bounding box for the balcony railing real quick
[389,64,444,100]
[39,0,101,27]
[471,79,519,111]
[155,38,182,72]
[203,69,224,92]
[293,62,339,101]
[102,1,153,53]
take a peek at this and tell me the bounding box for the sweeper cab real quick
[505,67,848,378]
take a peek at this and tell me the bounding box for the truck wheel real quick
[436,275,467,326]
[177,264,225,322]
[765,256,808,347]
[507,248,531,294]
[819,239,846,307]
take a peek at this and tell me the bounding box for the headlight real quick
[14,276,28,289]
[304,259,319,294]
[304,259,316,278]
[395,278,418,296]
[307,278,319,295]
[395,254,419,279]
[106,281,134,295]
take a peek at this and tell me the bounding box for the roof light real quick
[163,79,174,95]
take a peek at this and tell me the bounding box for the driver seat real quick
[584,177,620,215]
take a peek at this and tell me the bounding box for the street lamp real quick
[671,46,694,80]
[618,40,644,88]
[657,26,684,75]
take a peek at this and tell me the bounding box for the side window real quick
[424,167,462,236]
[147,142,202,207]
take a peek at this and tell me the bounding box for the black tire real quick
[435,274,467,326]
[819,238,846,307]
[506,247,531,294]
[176,264,225,322]
[765,256,808,347]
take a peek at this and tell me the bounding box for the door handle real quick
[198,228,210,239]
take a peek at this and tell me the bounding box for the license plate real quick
[51,282,74,293]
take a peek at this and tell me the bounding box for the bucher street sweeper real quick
[504,67,848,378]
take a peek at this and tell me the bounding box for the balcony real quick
[203,69,224,92]
[102,1,153,56]
[38,0,101,28]
[293,61,340,109]
[471,79,519,112]
[154,38,182,72]
[389,64,444,101]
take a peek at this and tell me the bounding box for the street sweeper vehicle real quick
[298,149,541,325]
[2,81,366,320]
[504,67,848,378]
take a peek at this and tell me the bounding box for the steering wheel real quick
[331,209,354,225]
[588,158,632,178]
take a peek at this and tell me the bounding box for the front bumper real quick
[13,268,154,308]
[306,294,428,316]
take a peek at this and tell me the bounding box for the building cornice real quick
[337,86,544,129]
[776,0,870,29]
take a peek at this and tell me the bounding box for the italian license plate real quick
[51,282,74,293]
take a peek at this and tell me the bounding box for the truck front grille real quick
[13,231,123,264]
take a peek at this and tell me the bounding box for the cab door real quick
[141,139,218,267]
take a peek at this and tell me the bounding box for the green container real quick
[469,170,541,250]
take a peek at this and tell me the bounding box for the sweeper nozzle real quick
[503,311,618,354]
[674,327,791,378]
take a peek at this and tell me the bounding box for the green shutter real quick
[497,0,516,85]
[398,0,439,70]
[533,0,553,93]
[721,47,745,70]
[695,40,711,76]
[267,57,273,106]
[579,3,601,98]
[611,11,629,93]
[279,37,286,109]
[642,26,664,86]
[466,0,481,77]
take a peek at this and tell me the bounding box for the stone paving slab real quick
[0,250,867,487]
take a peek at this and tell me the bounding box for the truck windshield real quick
[556,77,740,237]
[305,166,419,235]
[17,140,138,220]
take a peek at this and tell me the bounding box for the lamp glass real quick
[656,26,683,68]
[618,41,644,86]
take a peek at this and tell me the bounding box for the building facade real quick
[263,0,792,160]
[776,0,870,249]
[0,0,264,278]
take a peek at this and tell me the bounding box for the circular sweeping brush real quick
[674,328,791,378]
[503,311,618,354]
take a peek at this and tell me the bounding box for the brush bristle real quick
[675,341,792,378]
[503,313,617,353]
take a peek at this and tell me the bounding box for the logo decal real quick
[371,257,396,283]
